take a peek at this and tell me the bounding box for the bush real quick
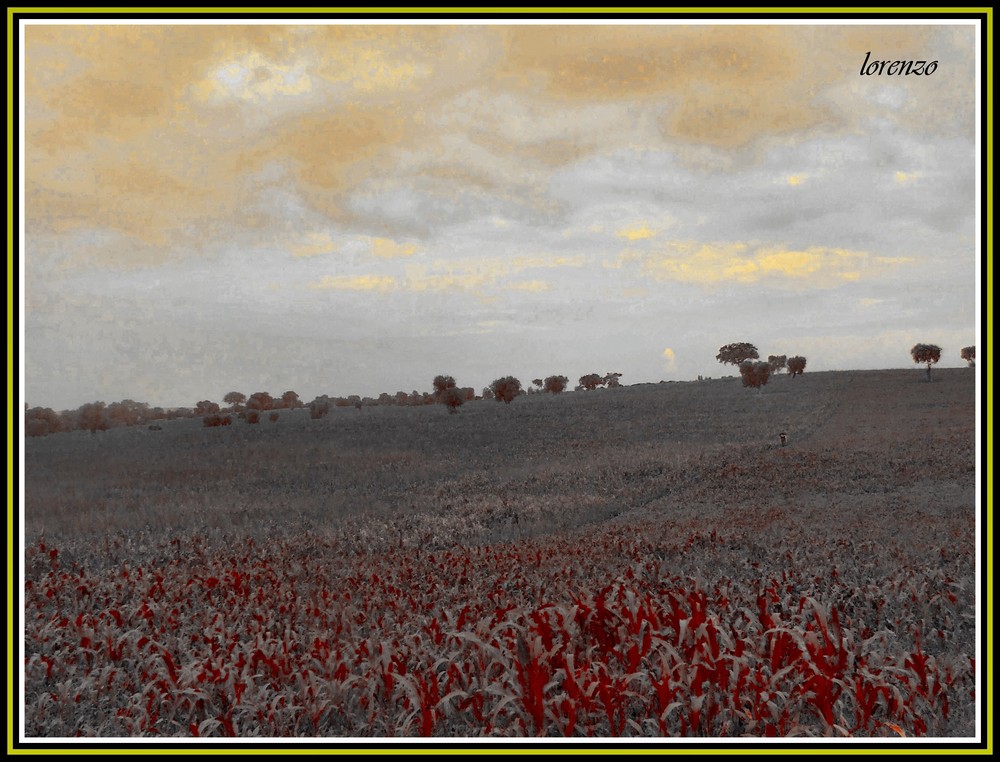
[203,414,232,427]
[244,410,261,424]
[269,412,280,422]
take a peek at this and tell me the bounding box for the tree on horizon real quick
[911,344,942,381]
[717,342,759,367]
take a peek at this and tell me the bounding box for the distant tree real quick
[739,360,772,391]
[717,342,759,367]
[246,392,274,411]
[767,355,788,374]
[579,373,604,391]
[532,378,544,389]
[224,392,246,411]
[107,399,149,427]
[911,344,942,381]
[543,375,569,394]
[461,387,476,402]
[195,400,221,416]
[25,407,63,437]
[308,395,332,419]
[490,376,522,404]
[433,375,457,401]
[603,372,623,388]
[76,402,109,434]
[280,391,302,409]
[481,386,495,401]
[440,386,465,414]
[787,356,807,377]
[961,346,975,367]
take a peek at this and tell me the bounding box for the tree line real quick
[25,341,974,436]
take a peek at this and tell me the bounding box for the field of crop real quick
[18,368,982,742]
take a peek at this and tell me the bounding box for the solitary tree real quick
[490,376,522,404]
[481,386,495,401]
[767,355,788,374]
[543,375,569,394]
[281,391,302,409]
[739,360,772,392]
[717,342,759,367]
[604,372,623,388]
[961,346,976,367]
[787,356,807,377]
[911,344,942,381]
[224,391,246,411]
[579,373,604,391]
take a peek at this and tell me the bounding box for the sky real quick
[20,18,981,411]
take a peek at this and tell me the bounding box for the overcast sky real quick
[21,19,980,410]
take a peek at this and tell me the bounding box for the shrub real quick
[244,409,261,424]
[202,414,232,427]
[960,346,975,367]
[269,412,280,422]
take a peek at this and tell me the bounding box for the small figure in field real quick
[779,432,787,447]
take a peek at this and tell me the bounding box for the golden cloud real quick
[617,224,657,241]
[371,237,420,259]
[507,280,552,292]
[289,231,338,258]
[309,274,396,292]
[642,242,910,287]
[23,24,971,269]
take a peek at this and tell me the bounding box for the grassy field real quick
[20,368,980,739]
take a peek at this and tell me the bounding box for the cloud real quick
[289,231,338,258]
[617,224,657,241]
[309,274,396,292]
[371,237,420,258]
[641,242,912,287]
[507,280,552,292]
